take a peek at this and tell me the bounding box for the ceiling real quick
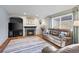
[0,5,76,18]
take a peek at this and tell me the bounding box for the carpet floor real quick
[3,36,57,53]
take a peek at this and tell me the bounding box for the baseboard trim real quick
[0,38,11,53]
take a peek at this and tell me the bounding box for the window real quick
[51,14,73,30]
[52,17,60,29]
[60,14,73,29]
[48,19,52,28]
[61,15,72,21]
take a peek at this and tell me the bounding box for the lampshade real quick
[73,20,79,26]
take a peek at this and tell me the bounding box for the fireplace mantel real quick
[24,26,36,28]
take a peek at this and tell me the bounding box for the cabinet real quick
[8,17,23,37]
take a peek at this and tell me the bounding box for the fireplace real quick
[27,29,35,36]
[24,26,36,36]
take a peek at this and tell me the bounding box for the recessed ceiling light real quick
[24,12,26,15]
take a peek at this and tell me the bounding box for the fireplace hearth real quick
[24,26,36,36]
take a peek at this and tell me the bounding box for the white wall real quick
[21,16,26,36]
[34,18,42,35]
[0,8,9,45]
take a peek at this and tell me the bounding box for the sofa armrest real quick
[61,37,72,46]
[61,37,71,41]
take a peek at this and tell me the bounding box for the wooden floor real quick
[3,36,59,53]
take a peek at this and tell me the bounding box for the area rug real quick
[3,36,57,53]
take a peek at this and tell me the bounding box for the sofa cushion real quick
[52,30,59,36]
[59,32,66,38]
[52,36,61,41]
[65,32,70,37]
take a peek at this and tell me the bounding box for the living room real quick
[0,5,79,53]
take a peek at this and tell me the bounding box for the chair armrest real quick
[42,46,57,53]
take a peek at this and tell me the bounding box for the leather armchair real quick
[42,44,79,53]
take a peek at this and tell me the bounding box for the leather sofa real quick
[43,29,72,47]
[42,44,79,53]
